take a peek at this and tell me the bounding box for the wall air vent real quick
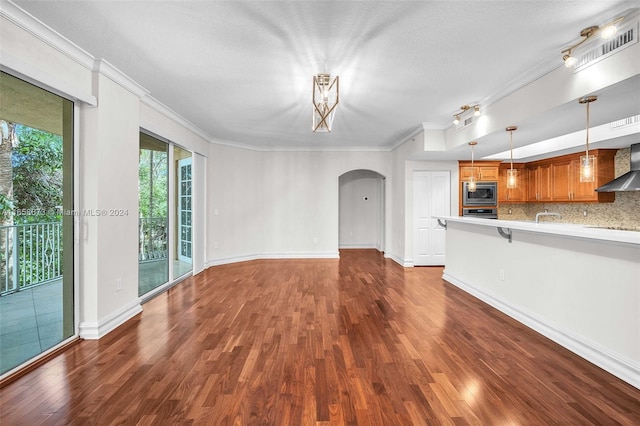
[574,19,638,73]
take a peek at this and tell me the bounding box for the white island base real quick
[436,216,640,389]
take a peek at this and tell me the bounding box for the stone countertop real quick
[435,216,640,246]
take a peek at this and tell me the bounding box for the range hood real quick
[596,143,640,192]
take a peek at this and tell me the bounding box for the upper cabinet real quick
[498,149,617,204]
[458,161,501,182]
[498,163,528,203]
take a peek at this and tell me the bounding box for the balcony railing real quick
[0,221,63,295]
[139,217,167,262]
[0,217,168,296]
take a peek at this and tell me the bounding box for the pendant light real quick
[578,96,597,182]
[506,126,518,188]
[468,141,478,192]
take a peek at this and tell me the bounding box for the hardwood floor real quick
[1,249,639,425]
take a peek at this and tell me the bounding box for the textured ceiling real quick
[11,0,640,156]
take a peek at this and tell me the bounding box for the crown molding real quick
[422,122,446,131]
[208,137,392,153]
[141,95,213,143]
[93,59,149,98]
[0,0,94,70]
[389,125,425,152]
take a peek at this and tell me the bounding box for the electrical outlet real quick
[583,210,588,217]
[499,269,505,281]
[213,241,219,249]
[116,278,122,291]
[313,237,318,244]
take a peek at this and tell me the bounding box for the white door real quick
[178,158,192,263]
[413,171,450,266]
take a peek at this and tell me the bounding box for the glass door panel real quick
[173,147,192,279]
[138,133,168,296]
[0,71,74,375]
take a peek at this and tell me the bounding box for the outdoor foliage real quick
[138,149,168,219]
[12,124,63,224]
[1,124,63,291]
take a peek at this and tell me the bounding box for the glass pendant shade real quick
[468,175,477,192]
[506,168,518,189]
[579,154,595,182]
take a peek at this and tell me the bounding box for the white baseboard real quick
[79,300,142,340]
[384,252,413,267]
[206,251,340,268]
[338,244,378,249]
[443,271,640,390]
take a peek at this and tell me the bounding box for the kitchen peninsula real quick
[436,216,640,389]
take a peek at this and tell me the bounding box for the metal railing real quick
[139,217,167,262]
[0,217,169,295]
[1,221,63,295]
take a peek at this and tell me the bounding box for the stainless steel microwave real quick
[462,181,497,206]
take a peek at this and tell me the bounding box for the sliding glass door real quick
[138,135,192,296]
[0,71,74,375]
[138,133,169,296]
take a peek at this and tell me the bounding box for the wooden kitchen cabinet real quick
[569,153,615,202]
[526,149,616,203]
[551,160,572,202]
[527,164,552,202]
[498,163,528,203]
[458,161,501,182]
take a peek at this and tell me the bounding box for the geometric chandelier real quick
[312,73,339,132]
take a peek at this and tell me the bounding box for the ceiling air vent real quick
[610,115,640,129]
[574,18,638,72]
[455,114,476,131]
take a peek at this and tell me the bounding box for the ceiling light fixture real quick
[578,96,597,182]
[312,73,339,132]
[452,104,480,125]
[468,141,478,192]
[506,126,518,189]
[561,17,623,68]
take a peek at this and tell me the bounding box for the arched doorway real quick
[338,170,385,252]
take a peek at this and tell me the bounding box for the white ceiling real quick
[12,0,640,159]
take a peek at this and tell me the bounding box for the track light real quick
[452,104,480,125]
[561,17,623,68]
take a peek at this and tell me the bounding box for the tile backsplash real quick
[498,147,640,230]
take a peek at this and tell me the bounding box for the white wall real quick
[206,149,392,265]
[339,170,383,249]
[79,72,141,333]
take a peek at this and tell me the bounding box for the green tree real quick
[138,149,168,219]
[12,125,63,223]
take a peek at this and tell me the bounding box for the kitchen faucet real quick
[535,212,562,223]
